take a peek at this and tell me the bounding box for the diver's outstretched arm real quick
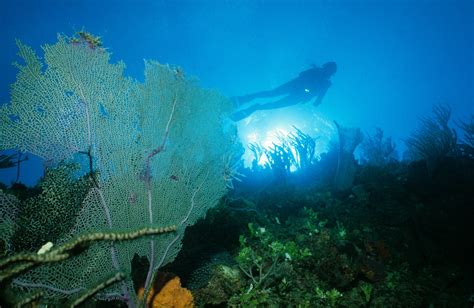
[313,84,329,107]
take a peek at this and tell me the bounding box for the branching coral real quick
[0,34,239,306]
[287,126,317,169]
[11,164,93,253]
[405,104,457,171]
[1,226,176,306]
[457,115,473,147]
[360,127,397,166]
[456,114,474,158]
[248,127,317,176]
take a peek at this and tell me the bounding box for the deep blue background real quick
[1,0,473,185]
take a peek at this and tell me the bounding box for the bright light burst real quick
[235,104,336,170]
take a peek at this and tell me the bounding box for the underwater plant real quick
[360,127,397,166]
[287,127,317,170]
[263,142,296,178]
[0,34,239,306]
[248,126,316,175]
[456,114,474,158]
[405,104,457,172]
[9,164,93,253]
[457,114,473,147]
[235,222,313,294]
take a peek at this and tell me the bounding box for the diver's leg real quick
[233,80,297,107]
[230,95,298,121]
[232,90,275,107]
[230,104,261,121]
[255,95,299,110]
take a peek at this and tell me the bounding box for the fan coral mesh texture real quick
[0,36,238,304]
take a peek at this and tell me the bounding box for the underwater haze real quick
[1,0,473,184]
[0,0,473,307]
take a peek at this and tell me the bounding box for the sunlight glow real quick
[247,132,258,143]
[262,128,289,148]
[235,104,337,169]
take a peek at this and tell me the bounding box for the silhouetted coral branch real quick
[457,114,473,148]
[405,104,457,171]
[360,127,397,166]
[0,226,176,284]
[70,272,125,307]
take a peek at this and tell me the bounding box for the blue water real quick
[1,0,473,185]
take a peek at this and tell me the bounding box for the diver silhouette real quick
[230,61,337,121]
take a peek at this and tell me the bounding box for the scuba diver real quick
[230,61,337,121]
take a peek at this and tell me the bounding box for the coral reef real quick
[153,277,193,308]
[457,114,474,158]
[171,145,473,307]
[405,104,457,172]
[0,34,239,306]
[334,122,363,191]
[360,127,397,166]
[138,276,193,308]
[10,164,92,253]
